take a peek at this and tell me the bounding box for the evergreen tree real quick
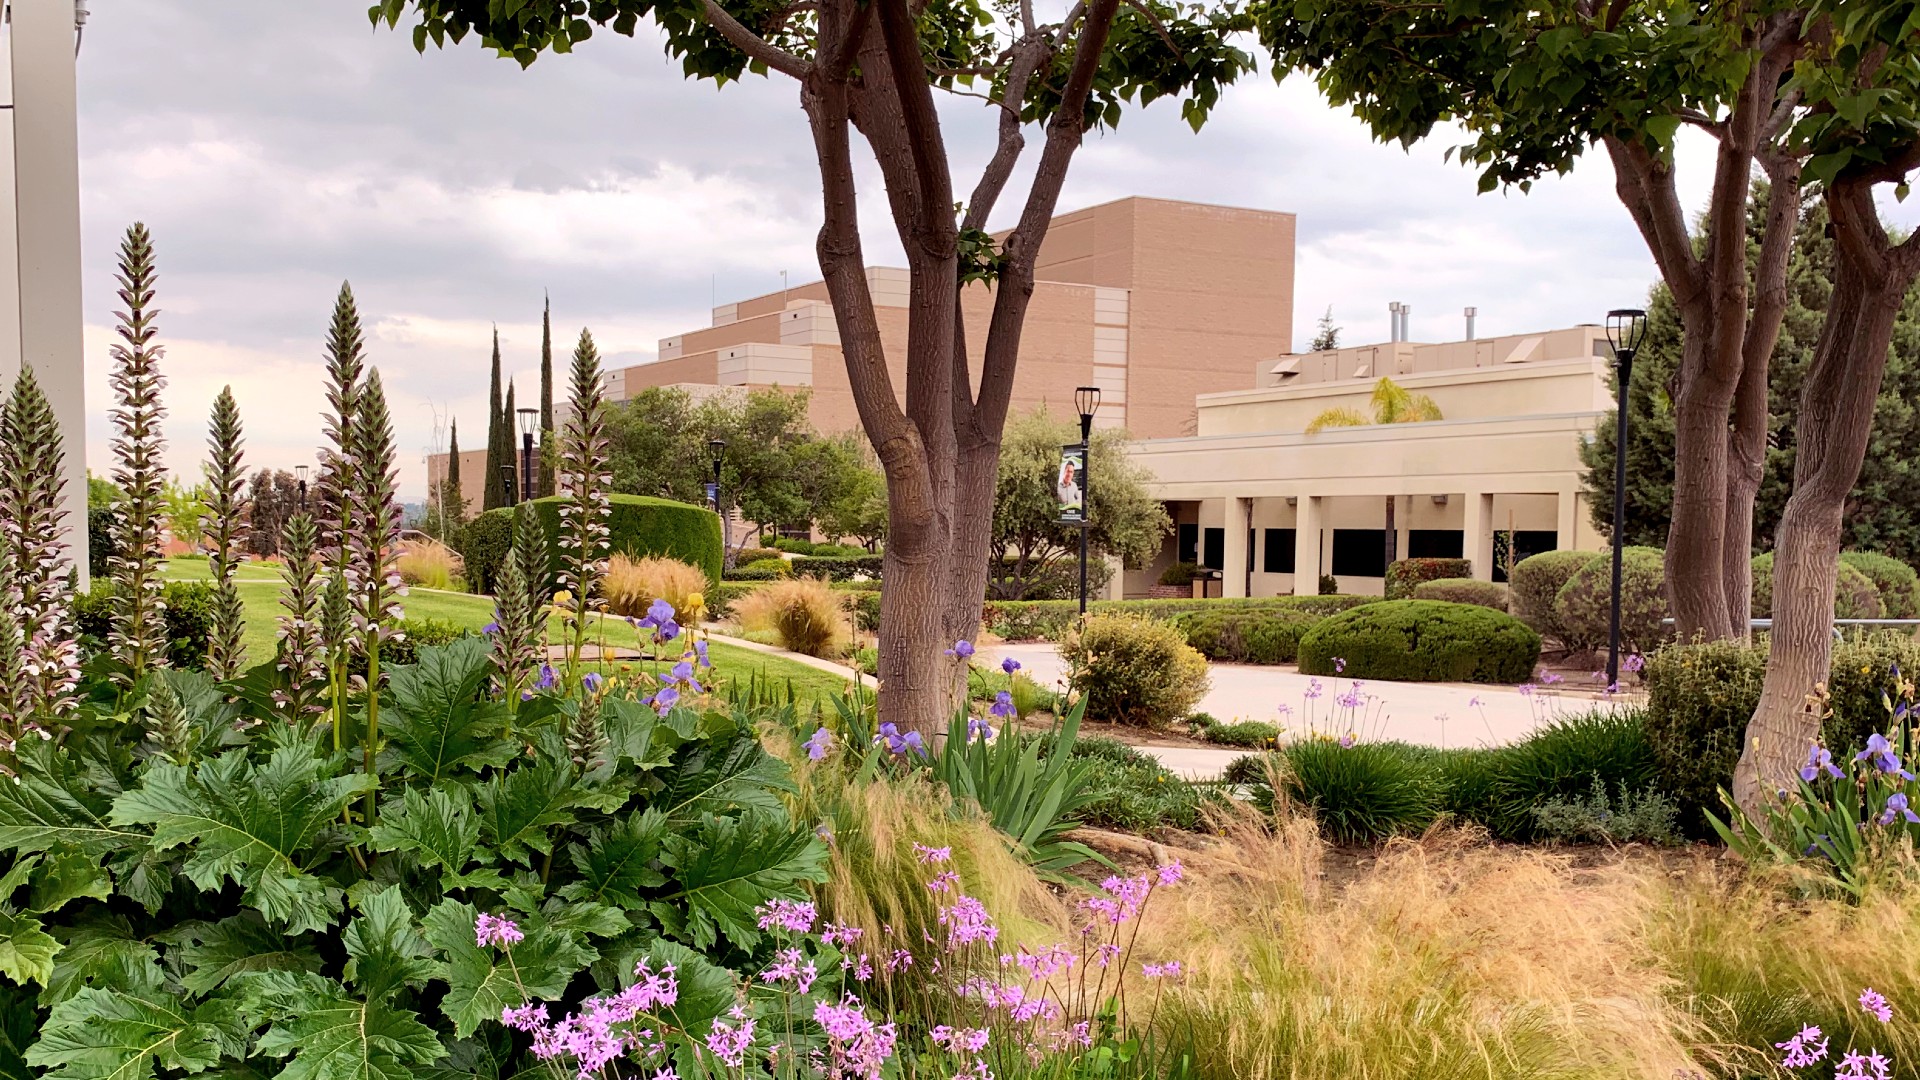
[539,293,556,498]
[1309,306,1340,351]
[503,380,519,504]
[483,326,506,511]
[1583,185,1920,562]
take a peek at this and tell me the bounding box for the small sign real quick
[704,481,718,510]
[1057,443,1087,526]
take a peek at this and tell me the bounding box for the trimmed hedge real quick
[1297,599,1541,684]
[1552,546,1666,652]
[984,594,1377,642]
[1059,614,1210,729]
[1410,578,1506,610]
[1751,551,1885,620]
[491,494,723,589]
[453,511,514,595]
[1172,609,1323,665]
[791,554,884,581]
[726,558,792,581]
[74,580,218,669]
[1385,557,1472,600]
[1509,550,1601,643]
[1645,634,1920,835]
[733,546,784,565]
[1839,551,1920,619]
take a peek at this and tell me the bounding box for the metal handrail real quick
[1659,617,1920,640]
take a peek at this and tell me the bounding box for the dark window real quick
[1408,529,1464,559]
[1177,523,1198,565]
[1263,528,1296,573]
[1492,530,1559,582]
[1202,528,1225,570]
[1248,529,1256,572]
[1331,529,1388,578]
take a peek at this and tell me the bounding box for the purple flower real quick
[693,639,711,668]
[913,844,952,864]
[1516,683,1536,698]
[1305,678,1324,700]
[1157,859,1184,886]
[1775,1024,1828,1069]
[500,1002,548,1032]
[1622,653,1646,674]
[875,722,924,756]
[534,664,558,691]
[1332,656,1346,674]
[650,686,680,715]
[1876,792,1920,827]
[1141,961,1183,979]
[668,660,704,694]
[1856,733,1916,780]
[1468,696,1484,708]
[475,913,524,948]
[938,895,999,946]
[967,715,995,742]
[1001,656,1021,674]
[482,620,501,635]
[945,640,975,659]
[805,727,833,761]
[1861,988,1894,1023]
[1338,732,1357,749]
[582,672,603,693]
[705,1015,755,1069]
[640,598,676,629]
[1834,1048,1893,1080]
[755,898,818,933]
[1801,744,1844,783]
[989,690,1016,720]
[1537,669,1563,685]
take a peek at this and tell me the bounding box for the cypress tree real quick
[484,327,505,510]
[445,416,464,521]
[504,379,519,503]
[539,293,556,497]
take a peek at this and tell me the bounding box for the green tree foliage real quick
[538,294,556,499]
[1584,189,1920,563]
[1306,378,1441,571]
[818,443,888,551]
[990,408,1170,601]
[1308,306,1339,352]
[483,328,507,511]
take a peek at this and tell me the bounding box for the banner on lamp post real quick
[1057,444,1088,526]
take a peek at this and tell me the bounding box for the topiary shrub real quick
[1838,551,1920,619]
[1384,557,1472,600]
[1276,739,1442,843]
[1059,614,1210,729]
[1642,639,1770,836]
[1551,546,1667,653]
[1410,577,1507,610]
[981,594,1376,643]
[1172,609,1323,665]
[1751,551,1885,620]
[770,536,816,554]
[733,546,784,565]
[453,510,513,594]
[484,494,723,590]
[725,558,793,582]
[1508,550,1602,644]
[1158,562,1201,587]
[1296,599,1541,684]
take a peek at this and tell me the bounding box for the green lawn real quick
[161,558,859,706]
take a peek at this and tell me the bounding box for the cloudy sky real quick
[41,1,1909,496]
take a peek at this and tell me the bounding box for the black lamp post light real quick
[707,438,727,515]
[500,463,518,508]
[294,464,309,510]
[517,407,539,504]
[1074,385,1101,615]
[1604,308,1648,686]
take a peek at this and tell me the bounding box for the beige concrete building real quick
[610,197,1297,439]
[1123,324,1613,599]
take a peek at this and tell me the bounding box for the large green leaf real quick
[110,744,374,934]
[421,900,592,1038]
[0,984,35,1080]
[367,787,502,890]
[29,846,114,915]
[170,912,323,995]
[601,698,684,772]
[557,808,668,909]
[0,910,58,986]
[0,744,146,858]
[46,919,163,1007]
[26,986,230,1080]
[662,734,792,823]
[380,638,516,781]
[243,971,444,1080]
[474,758,580,865]
[651,812,828,951]
[343,888,438,1003]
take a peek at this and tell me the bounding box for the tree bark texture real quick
[1733,178,1919,815]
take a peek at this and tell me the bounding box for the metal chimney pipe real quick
[1464,306,1477,341]
[1388,301,1401,342]
[1400,304,1411,342]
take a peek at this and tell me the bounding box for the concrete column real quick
[1464,492,1495,581]
[1293,495,1323,596]
[10,0,90,586]
[1556,486,1580,552]
[1394,495,1411,563]
[1223,497,1250,598]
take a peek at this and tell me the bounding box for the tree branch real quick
[701,0,811,79]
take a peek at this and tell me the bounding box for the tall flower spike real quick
[273,513,328,723]
[490,501,548,713]
[566,692,608,771]
[0,542,29,767]
[143,672,193,765]
[348,369,405,825]
[105,223,170,683]
[0,367,81,723]
[316,283,364,743]
[557,328,611,681]
[203,387,249,681]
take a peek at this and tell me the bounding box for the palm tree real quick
[1306,377,1444,577]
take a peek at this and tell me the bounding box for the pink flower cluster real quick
[759,947,820,993]
[756,898,818,934]
[813,997,899,1080]
[705,1007,756,1069]
[475,913,525,948]
[508,961,680,1079]
[938,895,999,947]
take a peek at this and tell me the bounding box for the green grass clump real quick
[1202,720,1282,748]
[1484,708,1657,840]
[1277,738,1443,843]
[1034,736,1219,831]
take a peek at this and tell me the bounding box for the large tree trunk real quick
[1733,180,1915,815]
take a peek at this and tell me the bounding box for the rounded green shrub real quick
[483,494,723,591]
[1201,720,1281,748]
[1509,550,1602,642]
[1838,551,1920,619]
[727,558,792,581]
[1277,739,1442,843]
[453,510,513,595]
[1385,557,1472,600]
[1752,551,1885,620]
[733,546,784,564]
[1642,639,1770,836]
[1060,614,1210,729]
[74,580,217,669]
[1172,610,1322,665]
[1410,577,1507,610]
[1296,600,1541,684]
[1551,546,1666,653]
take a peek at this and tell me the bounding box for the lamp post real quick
[707,438,727,543]
[517,407,539,504]
[1074,386,1101,615]
[294,464,309,511]
[1603,308,1648,686]
[500,463,518,508]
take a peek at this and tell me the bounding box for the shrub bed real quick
[1838,550,1920,619]
[1036,736,1218,831]
[74,580,217,669]
[1508,550,1602,643]
[1385,557,1472,600]
[790,553,884,581]
[1552,546,1667,652]
[483,493,723,589]
[1410,577,1506,609]
[985,594,1376,642]
[1172,609,1324,664]
[726,557,792,581]
[1059,614,1210,729]
[732,545,784,564]
[1751,551,1885,620]
[1297,600,1541,684]
[1276,739,1443,843]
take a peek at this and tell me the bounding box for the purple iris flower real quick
[657,619,681,643]
[1801,744,1844,783]
[967,716,994,741]
[804,727,833,761]
[534,664,558,691]
[650,686,680,715]
[989,690,1016,720]
[482,620,501,635]
[670,660,704,694]
[640,598,676,628]
[582,672,603,693]
[694,639,711,668]
[1877,792,1920,826]
[1856,733,1916,780]
[1001,656,1021,675]
[945,640,975,659]
[875,722,926,756]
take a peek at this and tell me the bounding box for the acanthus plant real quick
[0,366,81,770]
[347,368,408,826]
[315,283,365,751]
[490,501,550,720]
[104,222,171,686]
[557,328,613,687]
[273,512,329,722]
[202,386,249,682]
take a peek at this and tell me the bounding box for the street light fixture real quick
[707,438,728,541]
[516,407,539,504]
[1074,386,1101,615]
[294,464,309,511]
[500,463,518,508]
[1603,309,1647,686]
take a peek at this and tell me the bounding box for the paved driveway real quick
[981,643,1632,777]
